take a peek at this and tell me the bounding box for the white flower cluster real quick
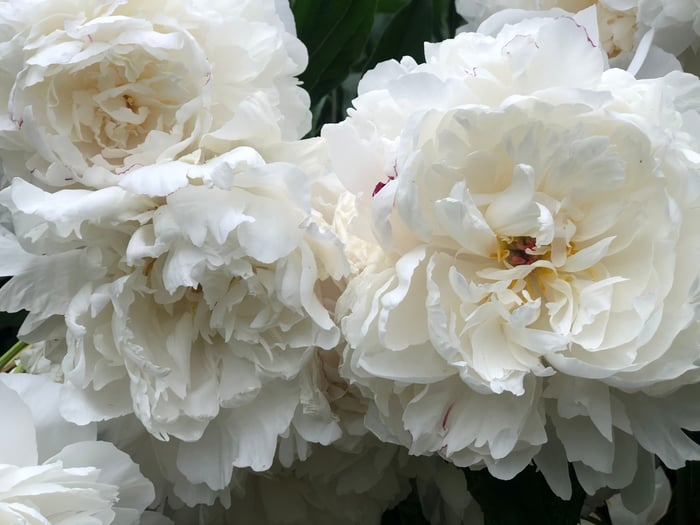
[0,0,371,520]
[0,0,700,523]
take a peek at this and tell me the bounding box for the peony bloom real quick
[162,441,413,525]
[457,1,638,58]
[0,373,158,525]
[134,347,479,525]
[456,0,700,67]
[91,345,417,521]
[0,0,310,189]
[0,143,349,474]
[634,0,700,55]
[157,451,484,525]
[324,8,700,483]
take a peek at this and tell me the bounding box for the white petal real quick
[0,380,37,467]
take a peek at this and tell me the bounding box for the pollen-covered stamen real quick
[499,236,541,266]
[123,94,137,112]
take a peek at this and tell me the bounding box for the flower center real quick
[596,2,637,58]
[123,94,137,113]
[497,236,542,266]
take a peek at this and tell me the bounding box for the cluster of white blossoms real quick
[1,0,700,523]
[0,0,370,521]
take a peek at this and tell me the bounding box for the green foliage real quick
[363,0,434,71]
[291,0,377,104]
[292,0,461,134]
[378,0,411,12]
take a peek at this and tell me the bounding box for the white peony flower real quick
[457,1,638,58]
[92,348,414,523]
[456,0,700,67]
[157,448,484,525]
[0,0,310,190]
[0,373,157,525]
[0,142,349,474]
[158,436,416,525]
[635,0,700,55]
[91,343,367,509]
[324,10,700,481]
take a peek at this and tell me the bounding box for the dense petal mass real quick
[0,0,310,189]
[0,144,349,471]
[103,346,481,525]
[163,440,413,525]
[325,10,700,484]
[456,0,700,69]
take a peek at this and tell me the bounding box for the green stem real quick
[0,340,29,371]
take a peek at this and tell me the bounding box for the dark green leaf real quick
[431,0,462,41]
[377,0,411,12]
[292,0,377,104]
[365,0,433,70]
[307,70,362,135]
